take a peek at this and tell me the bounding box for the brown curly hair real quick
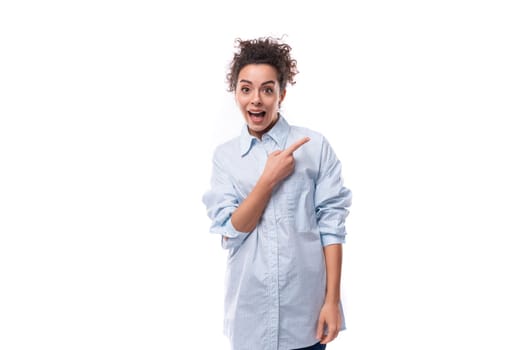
[227,36,298,92]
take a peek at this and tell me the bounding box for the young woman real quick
[203,37,352,350]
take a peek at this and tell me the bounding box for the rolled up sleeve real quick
[202,150,249,250]
[314,137,352,247]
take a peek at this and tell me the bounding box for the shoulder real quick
[287,122,343,166]
[212,136,240,159]
[288,123,327,148]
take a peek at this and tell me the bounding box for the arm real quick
[229,137,311,234]
[324,243,342,305]
[230,176,274,233]
[203,137,310,247]
[317,244,343,344]
[314,137,351,344]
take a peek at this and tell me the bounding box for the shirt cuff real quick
[320,232,346,247]
[221,218,250,250]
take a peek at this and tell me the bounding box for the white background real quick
[1,1,524,349]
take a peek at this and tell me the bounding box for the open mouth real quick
[248,111,266,123]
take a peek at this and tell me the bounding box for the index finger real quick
[284,137,310,155]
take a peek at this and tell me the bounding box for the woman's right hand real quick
[261,137,310,187]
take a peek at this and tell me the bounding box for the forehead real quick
[237,64,279,83]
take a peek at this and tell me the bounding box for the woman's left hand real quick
[316,302,342,344]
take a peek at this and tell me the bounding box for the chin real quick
[249,125,265,133]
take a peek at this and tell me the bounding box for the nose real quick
[251,91,262,106]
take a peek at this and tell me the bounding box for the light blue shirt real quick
[203,116,352,350]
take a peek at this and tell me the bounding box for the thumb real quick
[270,150,282,156]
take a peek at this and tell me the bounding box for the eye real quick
[240,86,250,93]
[263,87,274,94]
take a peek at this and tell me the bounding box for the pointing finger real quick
[284,137,310,155]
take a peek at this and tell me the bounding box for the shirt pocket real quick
[284,176,317,232]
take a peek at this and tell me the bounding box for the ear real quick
[279,89,287,105]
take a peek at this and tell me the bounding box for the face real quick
[235,64,286,139]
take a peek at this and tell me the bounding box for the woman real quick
[203,37,352,350]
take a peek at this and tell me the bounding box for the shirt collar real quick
[239,114,291,157]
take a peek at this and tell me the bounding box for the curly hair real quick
[226,36,298,92]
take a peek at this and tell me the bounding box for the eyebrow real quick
[239,79,276,86]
